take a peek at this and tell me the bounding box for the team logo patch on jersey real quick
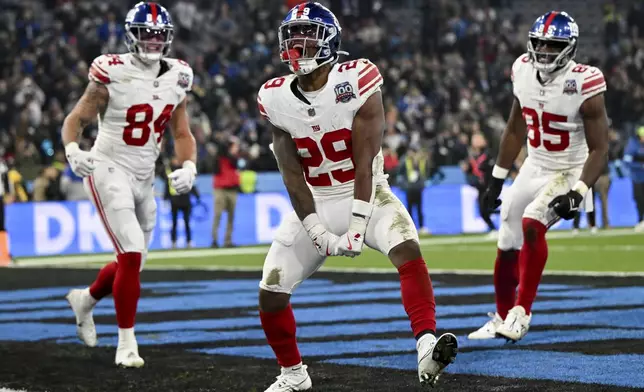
[563,79,578,95]
[334,82,356,103]
[178,72,190,89]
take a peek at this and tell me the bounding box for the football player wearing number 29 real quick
[61,2,196,368]
[257,2,457,391]
[468,11,609,342]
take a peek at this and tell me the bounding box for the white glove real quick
[65,142,98,177]
[303,214,339,257]
[334,200,373,258]
[168,160,197,194]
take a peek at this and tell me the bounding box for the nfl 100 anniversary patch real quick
[563,79,578,95]
[178,72,191,88]
[335,81,356,103]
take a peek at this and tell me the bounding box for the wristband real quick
[182,160,197,174]
[302,213,322,232]
[352,199,373,219]
[492,165,509,180]
[65,142,80,155]
[572,181,589,195]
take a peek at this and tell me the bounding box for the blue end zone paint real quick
[325,350,644,389]
[2,277,644,388]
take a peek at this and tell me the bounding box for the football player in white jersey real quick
[256,3,457,391]
[468,11,609,342]
[62,2,197,367]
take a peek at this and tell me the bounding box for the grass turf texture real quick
[15,228,644,273]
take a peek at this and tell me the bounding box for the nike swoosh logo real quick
[346,234,352,250]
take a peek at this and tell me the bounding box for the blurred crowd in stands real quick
[0,0,643,202]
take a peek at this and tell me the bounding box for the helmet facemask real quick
[279,20,339,75]
[126,24,173,63]
[527,35,577,73]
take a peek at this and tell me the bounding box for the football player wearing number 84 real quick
[61,2,197,368]
[256,2,457,391]
[468,11,609,343]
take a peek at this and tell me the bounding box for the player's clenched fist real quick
[168,161,197,194]
[334,200,373,258]
[548,189,583,220]
[65,142,98,177]
[303,214,339,257]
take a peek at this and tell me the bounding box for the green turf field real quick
[17,228,644,273]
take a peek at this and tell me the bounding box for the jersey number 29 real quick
[293,129,355,186]
[123,104,175,146]
[522,107,569,151]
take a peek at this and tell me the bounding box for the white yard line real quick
[20,262,644,277]
[13,227,639,266]
[0,388,29,392]
[11,227,643,276]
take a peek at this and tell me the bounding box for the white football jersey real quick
[88,53,193,180]
[258,58,388,198]
[512,53,606,170]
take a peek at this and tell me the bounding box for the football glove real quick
[548,189,584,220]
[334,200,373,258]
[169,161,197,194]
[303,214,339,257]
[65,142,98,177]
[482,177,504,213]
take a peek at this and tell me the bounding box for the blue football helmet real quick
[124,2,174,63]
[527,11,579,73]
[278,2,347,75]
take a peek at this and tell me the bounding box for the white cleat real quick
[264,364,312,392]
[486,230,499,240]
[115,328,144,368]
[467,312,503,340]
[65,288,97,347]
[417,333,458,388]
[496,305,531,342]
[590,226,599,235]
[115,347,145,368]
[634,221,644,233]
[571,228,580,236]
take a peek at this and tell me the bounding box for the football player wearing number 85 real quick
[468,11,609,343]
[61,2,196,368]
[256,2,457,391]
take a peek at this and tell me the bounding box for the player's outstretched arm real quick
[271,125,315,221]
[495,98,528,173]
[167,98,197,194]
[61,80,108,177]
[352,91,385,203]
[271,124,338,256]
[481,97,528,212]
[170,98,197,165]
[61,81,109,146]
[548,94,609,220]
[577,93,609,190]
[333,91,384,258]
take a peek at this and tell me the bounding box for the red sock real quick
[260,304,301,367]
[398,258,436,338]
[113,252,141,329]
[89,261,118,300]
[516,218,548,314]
[494,249,520,319]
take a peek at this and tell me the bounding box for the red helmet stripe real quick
[542,11,558,36]
[150,2,158,25]
[297,3,306,18]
